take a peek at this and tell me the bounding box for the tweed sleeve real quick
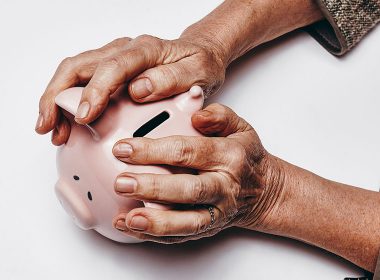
[307,0,380,56]
[374,249,380,280]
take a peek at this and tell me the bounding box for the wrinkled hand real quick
[112,104,284,243]
[35,35,227,145]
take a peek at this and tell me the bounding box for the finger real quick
[51,116,71,146]
[35,37,131,135]
[75,36,167,124]
[114,172,226,205]
[113,206,220,237]
[113,221,217,244]
[112,136,228,170]
[36,55,100,135]
[128,58,202,103]
[191,103,252,137]
[192,104,266,159]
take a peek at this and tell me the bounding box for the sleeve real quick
[374,250,380,280]
[307,0,380,56]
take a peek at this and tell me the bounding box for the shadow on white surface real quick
[77,225,364,279]
[208,30,332,104]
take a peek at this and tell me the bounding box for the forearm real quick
[261,156,380,272]
[180,0,323,66]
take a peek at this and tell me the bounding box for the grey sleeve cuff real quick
[374,249,380,280]
[307,0,380,56]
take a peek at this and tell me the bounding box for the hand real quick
[35,35,227,146]
[111,104,285,243]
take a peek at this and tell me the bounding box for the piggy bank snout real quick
[55,180,95,230]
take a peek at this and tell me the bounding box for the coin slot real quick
[133,111,170,137]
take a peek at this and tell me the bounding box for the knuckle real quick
[82,84,110,107]
[59,57,75,71]
[215,103,229,115]
[190,177,207,203]
[101,55,125,69]
[78,48,108,62]
[232,143,246,161]
[208,103,230,122]
[171,138,193,166]
[135,34,157,44]
[82,83,101,98]
[227,144,247,173]
[74,49,94,59]
[151,217,170,236]
[110,37,131,46]
[138,139,153,162]
[157,66,179,89]
[146,175,161,200]
[208,103,225,112]
[214,111,229,127]
[39,93,51,108]
[133,35,164,58]
[235,147,247,166]
[213,140,228,154]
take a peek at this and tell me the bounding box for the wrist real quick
[180,26,232,69]
[239,153,319,235]
[180,0,324,68]
[236,153,289,232]
[246,156,316,234]
[179,0,261,67]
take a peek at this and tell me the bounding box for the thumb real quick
[191,103,252,137]
[128,59,204,102]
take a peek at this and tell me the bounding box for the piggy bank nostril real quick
[73,175,80,181]
[87,191,92,201]
[55,181,94,230]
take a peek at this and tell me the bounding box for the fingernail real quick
[115,177,137,193]
[131,78,153,99]
[113,143,133,157]
[115,218,127,231]
[76,101,90,120]
[35,113,44,131]
[129,216,149,231]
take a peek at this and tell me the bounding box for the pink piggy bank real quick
[55,86,204,243]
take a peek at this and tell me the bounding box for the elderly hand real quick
[35,0,324,147]
[111,104,284,243]
[35,35,227,146]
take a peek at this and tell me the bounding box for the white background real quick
[0,0,379,279]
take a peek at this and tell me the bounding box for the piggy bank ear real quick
[173,86,204,113]
[55,87,101,140]
[55,87,83,117]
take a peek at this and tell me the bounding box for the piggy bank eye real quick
[73,175,80,181]
[133,111,170,137]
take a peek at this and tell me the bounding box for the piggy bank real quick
[55,85,204,243]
